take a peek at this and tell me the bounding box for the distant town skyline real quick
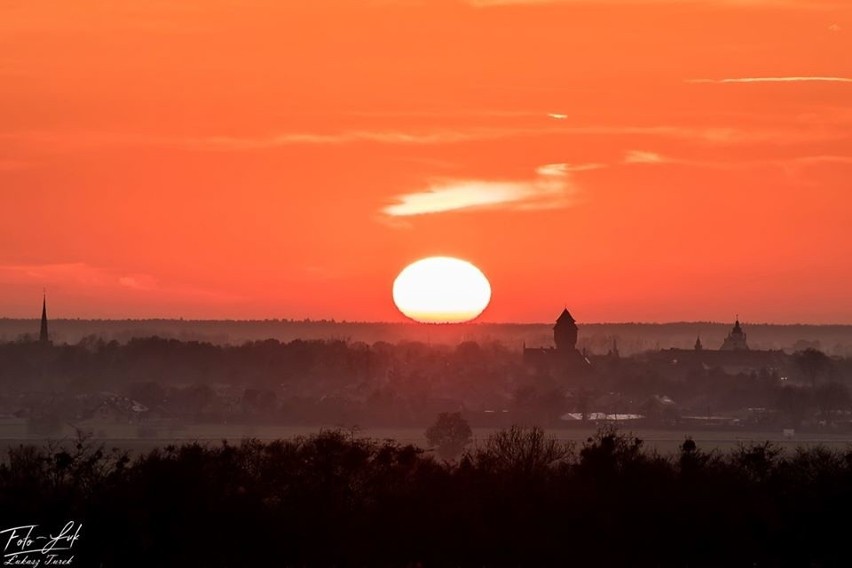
[2,1,851,323]
[11,294,852,327]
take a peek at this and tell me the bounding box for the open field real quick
[3,423,852,458]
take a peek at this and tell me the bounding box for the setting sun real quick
[392,257,491,323]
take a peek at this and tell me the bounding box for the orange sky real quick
[2,0,851,323]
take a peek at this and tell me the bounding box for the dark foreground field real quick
[2,426,851,567]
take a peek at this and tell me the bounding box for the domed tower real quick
[554,308,578,352]
[720,317,749,351]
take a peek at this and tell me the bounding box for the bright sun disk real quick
[392,257,491,323]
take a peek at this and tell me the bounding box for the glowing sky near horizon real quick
[1,0,851,323]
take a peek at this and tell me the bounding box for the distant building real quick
[523,308,591,376]
[648,318,787,376]
[720,318,749,351]
[39,294,50,345]
[553,308,578,352]
[608,338,620,359]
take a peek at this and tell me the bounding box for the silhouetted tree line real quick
[2,426,852,567]
[0,337,519,426]
[2,338,851,429]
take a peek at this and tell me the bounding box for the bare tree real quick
[813,381,851,423]
[794,348,834,389]
[425,412,472,460]
[478,425,573,476]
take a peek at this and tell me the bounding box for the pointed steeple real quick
[694,336,703,351]
[556,308,576,325]
[39,293,49,344]
[553,308,579,352]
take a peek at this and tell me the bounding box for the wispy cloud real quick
[624,150,669,164]
[3,119,848,156]
[0,263,113,287]
[185,126,767,149]
[621,149,771,170]
[118,274,159,291]
[688,76,852,84]
[382,162,598,218]
[0,263,242,303]
[621,150,852,173]
[179,124,852,150]
[1,127,567,152]
[782,155,852,171]
[187,130,503,149]
[775,155,852,185]
[469,0,833,6]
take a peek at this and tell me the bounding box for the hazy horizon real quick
[7,316,852,326]
[5,317,852,356]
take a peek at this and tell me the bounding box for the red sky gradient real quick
[2,0,851,323]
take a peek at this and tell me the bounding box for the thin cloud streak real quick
[782,155,852,171]
[382,163,595,217]
[3,120,849,156]
[624,150,668,164]
[166,125,852,149]
[688,76,852,84]
[622,150,724,169]
[621,151,852,171]
[189,130,500,149]
[790,155,852,165]
[185,126,748,149]
[0,263,243,303]
[469,0,834,6]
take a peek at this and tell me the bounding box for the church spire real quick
[39,293,49,344]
